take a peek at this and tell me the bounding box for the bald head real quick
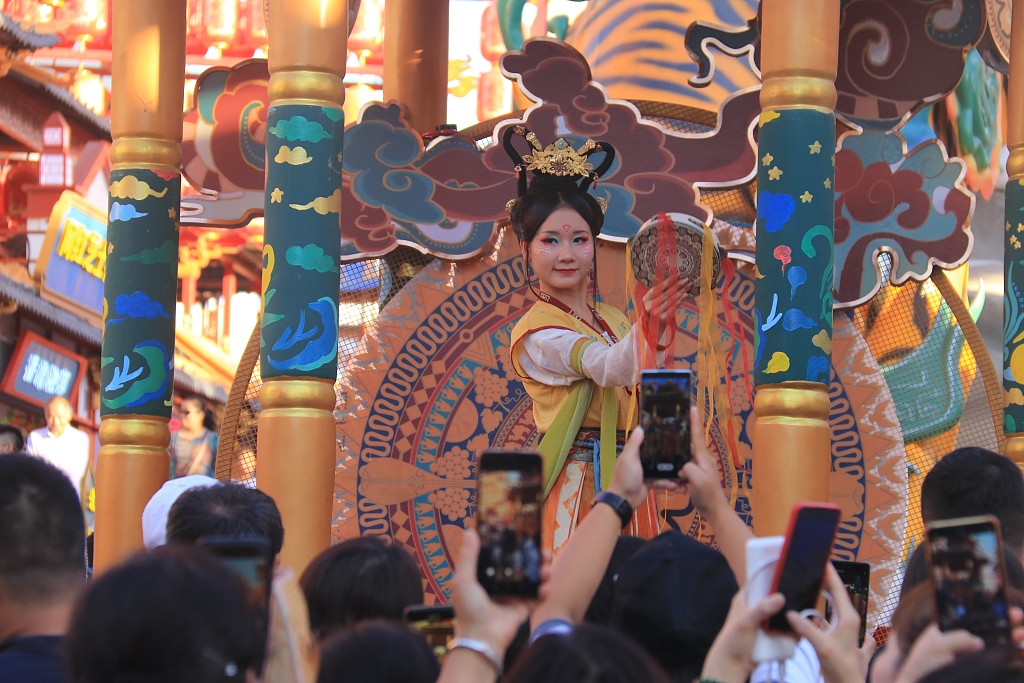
[44,397,72,437]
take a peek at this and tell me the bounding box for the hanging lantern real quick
[348,0,383,54]
[198,0,238,47]
[240,0,267,50]
[480,1,505,63]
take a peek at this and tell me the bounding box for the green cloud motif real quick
[268,116,332,142]
[286,244,337,273]
[321,106,343,122]
[121,239,176,265]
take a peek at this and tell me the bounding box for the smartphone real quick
[476,450,543,597]
[405,605,456,659]
[639,369,693,479]
[926,515,1012,647]
[827,560,870,647]
[198,535,274,628]
[765,502,843,635]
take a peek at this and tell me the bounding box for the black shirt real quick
[0,635,68,683]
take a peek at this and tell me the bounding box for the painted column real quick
[1004,0,1024,466]
[94,0,186,572]
[752,0,840,536]
[259,0,346,571]
[383,0,449,132]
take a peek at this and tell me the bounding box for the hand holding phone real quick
[639,369,692,480]
[926,515,1012,647]
[476,451,543,597]
[765,503,842,635]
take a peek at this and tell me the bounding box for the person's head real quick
[0,454,85,624]
[316,621,440,683]
[180,395,216,432]
[584,535,647,625]
[66,545,265,683]
[300,536,423,639]
[921,447,1024,555]
[142,475,220,550]
[0,424,25,454]
[609,531,737,682]
[916,645,1024,683]
[44,396,72,437]
[504,623,670,683]
[166,483,284,556]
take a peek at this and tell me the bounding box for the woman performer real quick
[504,126,685,554]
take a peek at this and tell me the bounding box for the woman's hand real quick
[701,590,786,683]
[679,406,730,521]
[641,271,690,336]
[891,624,983,683]
[787,564,874,683]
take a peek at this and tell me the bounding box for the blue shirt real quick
[0,635,68,683]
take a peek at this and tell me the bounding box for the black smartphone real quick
[476,450,543,597]
[766,502,843,635]
[405,605,456,659]
[639,369,692,480]
[827,560,870,647]
[927,515,1012,647]
[198,535,274,631]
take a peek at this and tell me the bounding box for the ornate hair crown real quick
[502,124,615,215]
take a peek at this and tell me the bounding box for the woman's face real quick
[527,206,595,296]
[180,400,206,431]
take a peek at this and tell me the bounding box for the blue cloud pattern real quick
[269,116,333,143]
[757,190,796,233]
[109,202,148,222]
[107,291,171,325]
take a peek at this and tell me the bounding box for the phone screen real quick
[928,517,1011,647]
[828,560,870,647]
[767,505,842,634]
[476,452,542,597]
[639,370,692,479]
[406,606,456,659]
[198,536,273,623]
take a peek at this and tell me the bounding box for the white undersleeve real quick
[517,326,638,388]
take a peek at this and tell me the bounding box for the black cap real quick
[610,531,738,673]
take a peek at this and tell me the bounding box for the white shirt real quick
[26,424,91,499]
[751,639,823,683]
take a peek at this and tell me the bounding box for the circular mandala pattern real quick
[335,233,906,627]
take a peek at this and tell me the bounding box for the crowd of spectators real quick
[2,405,1024,683]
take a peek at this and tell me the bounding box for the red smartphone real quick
[476,450,543,597]
[926,515,1012,647]
[765,502,842,635]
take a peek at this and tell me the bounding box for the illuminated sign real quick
[37,191,107,325]
[0,331,87,410]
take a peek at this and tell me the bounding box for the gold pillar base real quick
[257,377,337,571]
[751,381,831,536]
[93,415,170,574]
[1006,434,1024,470]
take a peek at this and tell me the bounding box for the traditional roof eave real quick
[0,13,58,52]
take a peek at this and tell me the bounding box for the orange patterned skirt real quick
[541,429,662,557]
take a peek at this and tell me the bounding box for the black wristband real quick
[594,491,632,529]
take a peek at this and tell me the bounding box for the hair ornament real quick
[502,124,616,199]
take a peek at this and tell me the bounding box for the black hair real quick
[166,483,284,556]
[66,545,265,683]
[917,645,1024,683]
[0,423,25,452]
[0,453,85,601]
[509,176,605,245]
[504,623,671,683]
[299,536,424,639]
[182,395,218,432]
[585,535,647,625]
[920,447,1024,552]
[316,621,440,683]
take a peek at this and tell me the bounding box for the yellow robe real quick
[510,300,660,555]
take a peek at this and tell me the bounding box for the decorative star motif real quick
[1018,223,1024,233]
[271,187,284,203]
[167,207,176,219]
[762,152,774,166]
[809,141,822,154]
[767,166,783,181]
[800,191,813,203]
[824,178,832,189]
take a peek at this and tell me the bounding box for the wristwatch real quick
[594,491,633,529]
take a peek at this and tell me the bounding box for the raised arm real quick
[529,428,650,628]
